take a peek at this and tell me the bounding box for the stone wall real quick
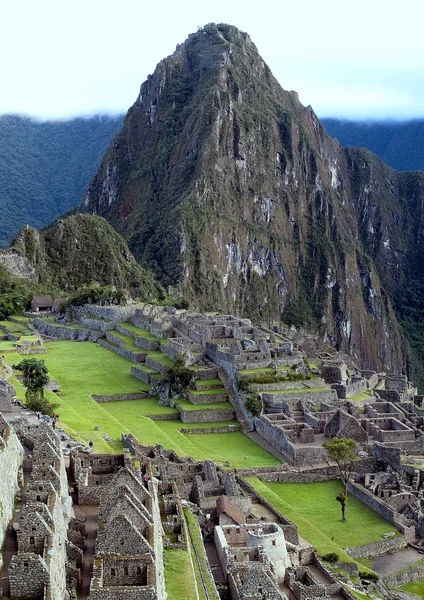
[186,390,228,404]
[250,379,325,392]
[34,318,103,341]
[99,338,144,363]
[382,559,424,588]
[179,425,240,434]
[0,422,23,565]
[93,393,148,403]
[177,406,235,423]
[254,415,328,466]
[344,534,406,558]
[347,481,416,540]
[263,388,338,407]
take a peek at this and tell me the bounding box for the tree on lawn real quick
[15,358,58,417]
[323,437,357,521]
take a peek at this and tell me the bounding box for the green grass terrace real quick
[6,341,280,467]
[246,478,398,567]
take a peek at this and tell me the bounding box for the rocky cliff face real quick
[82,24,424,380]
[9,214,161,298]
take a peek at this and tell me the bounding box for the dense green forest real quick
[0,113,124,247]
[322,118,424,172]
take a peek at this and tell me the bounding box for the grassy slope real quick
[401,580,424,596]
[163,549,198,600]
[7,340,279,466]
[246,478,397,563]
[183,508,220,600]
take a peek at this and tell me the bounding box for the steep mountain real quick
[322,118,424,172]
[3,214,160,299]
[0,114,124,248]
[81,23,424,383]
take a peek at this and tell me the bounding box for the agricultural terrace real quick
[7,340,279,467]
[246,478,398,565]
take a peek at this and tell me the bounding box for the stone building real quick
[8,420,77,600]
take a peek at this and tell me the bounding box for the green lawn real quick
[246,479,397,564]
[195,378,222,388]
[401,580,424,596]
[183,508,220,600]
[164,549,197,600]
[5,341,279,466]
[119,322,162,341]
[349,391,373,402]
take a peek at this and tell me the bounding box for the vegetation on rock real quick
[10,214,163,300]
[80,23,424,387]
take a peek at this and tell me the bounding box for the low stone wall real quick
[135,336,160,351]
[131,366,152,384]
[93,393,148,403]
[78,316,115,332]
[382,559,424,587]
[347,481,416,540]
[260,471,336,483]
[34,318,102,341]
[255,415,329,466]
[147,413,180,421]
[263,388,337,406]
[145,356,169,374]
[179,425,240,434]
[345,534,406,558]
[177,406,235,423]
[98,339,145,364]
[186,390,228,405]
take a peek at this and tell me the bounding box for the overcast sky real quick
[2,0,424,120]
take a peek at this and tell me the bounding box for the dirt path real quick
[372,547,423,575]
[75,505,99,599]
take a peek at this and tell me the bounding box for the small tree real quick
[166,355,194,394]
[323,437,357,521]
[245,393,262,417]
[15,358,58,417]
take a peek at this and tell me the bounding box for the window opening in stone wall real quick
[30,536,35,544]
[124,567,129,576]
[111,568,115,576]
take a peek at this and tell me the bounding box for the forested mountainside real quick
[322,118,424,172]
[1,214,161,300]
[0,114,124,247]
[81,23,424,386]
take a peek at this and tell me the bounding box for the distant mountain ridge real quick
[322,118,424,172]
[0,113,124,247]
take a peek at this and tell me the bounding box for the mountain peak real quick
[81,25,424,385]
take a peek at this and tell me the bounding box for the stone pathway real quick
[372,547,423,575]
[75,505,99,599]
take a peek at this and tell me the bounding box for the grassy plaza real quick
[246,478,398,563]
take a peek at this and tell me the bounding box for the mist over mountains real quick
[0,113,123,247]
[322,119,424,172]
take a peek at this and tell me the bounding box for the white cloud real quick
[1,0,424,119]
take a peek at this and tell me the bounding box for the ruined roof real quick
[32,295,53,308]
